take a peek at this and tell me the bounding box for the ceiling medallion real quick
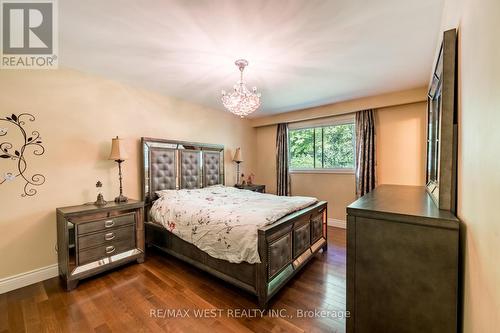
[221,59,261,118]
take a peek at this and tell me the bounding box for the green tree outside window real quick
[289,123,355,170]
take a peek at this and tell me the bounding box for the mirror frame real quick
[425,29,458,213]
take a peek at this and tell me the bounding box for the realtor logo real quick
[1,0,58,68]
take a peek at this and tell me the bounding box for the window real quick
[289,120,356,172]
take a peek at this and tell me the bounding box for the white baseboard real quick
[0,264,58,294]
[327,218,346,229]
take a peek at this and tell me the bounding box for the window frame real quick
[288,116,356,174]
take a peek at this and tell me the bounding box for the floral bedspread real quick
[150,185,317,264]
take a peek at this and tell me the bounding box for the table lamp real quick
[233,147,243,185]
[108,136,129,203]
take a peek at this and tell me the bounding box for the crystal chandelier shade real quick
[221,59,261,118]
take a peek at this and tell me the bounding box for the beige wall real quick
[0,69,256,279]
[438,0,500,331]
[255,99,427,222]
[376,102,427,186]
[252,87,427,127]
[290,173,355,222]
[255,125,278,195]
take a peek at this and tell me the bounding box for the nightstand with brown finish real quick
[56,200,144,290]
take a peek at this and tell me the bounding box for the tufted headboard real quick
[141,137,225,205]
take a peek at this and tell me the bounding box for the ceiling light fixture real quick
[221,59,261,118]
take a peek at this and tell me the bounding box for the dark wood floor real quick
[0,227,346,333]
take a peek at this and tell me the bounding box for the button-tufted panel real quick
[293,222,311,258]
[310,213,324,243]
[268,233,292,279]
[203,151,220,186]
[150,148,177,193]
[180,150,201,189]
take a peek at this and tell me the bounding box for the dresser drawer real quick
[78,238,135,265]
[77,213,135,235]
[78,225,134,250]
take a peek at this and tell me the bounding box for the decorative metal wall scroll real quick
[0,113,46,197]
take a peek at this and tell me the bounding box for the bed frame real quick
[141,137,328,308]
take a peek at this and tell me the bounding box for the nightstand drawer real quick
[78,225,134,250]
[77,213,135,235]
[78,238,135,265]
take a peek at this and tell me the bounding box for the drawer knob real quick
[104,232,115,241]
[105,246,115,254]
[104,220,115,228]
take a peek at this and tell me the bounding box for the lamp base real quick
[114,194,128,203]
[236,161,241,185]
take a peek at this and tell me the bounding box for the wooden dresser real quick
[346,185,459,333]
[56,200,144,290]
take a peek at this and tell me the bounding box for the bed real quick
[141,137,328,308]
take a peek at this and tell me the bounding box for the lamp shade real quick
[108,136,128,161]
[233,147,243,162]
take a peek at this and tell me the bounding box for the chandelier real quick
[221,59,261,118]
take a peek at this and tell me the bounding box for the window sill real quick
[289,169,355,175]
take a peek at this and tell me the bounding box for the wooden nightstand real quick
[234,184,266,193]
[56,200,144,290]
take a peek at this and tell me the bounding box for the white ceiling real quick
[60,0,444,117]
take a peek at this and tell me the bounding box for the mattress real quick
[149,185,317,264]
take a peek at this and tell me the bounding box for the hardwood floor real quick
[1,227,346,333]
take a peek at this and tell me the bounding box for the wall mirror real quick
[425,29,458,213]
